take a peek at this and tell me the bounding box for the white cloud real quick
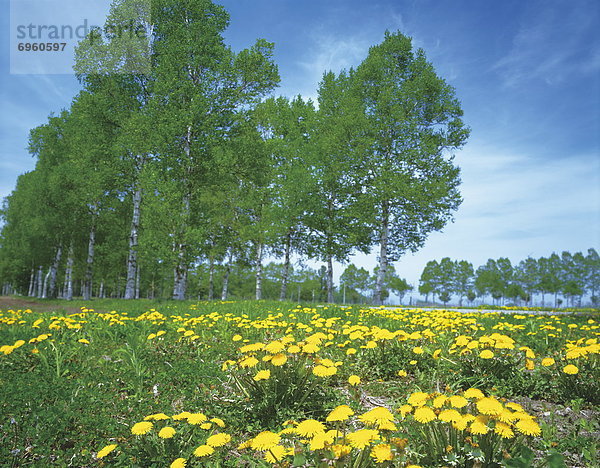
[341,142,600,299]
[493,4,598,87]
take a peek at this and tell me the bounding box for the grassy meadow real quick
[0,299,598,467]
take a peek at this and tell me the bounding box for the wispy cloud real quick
[493,3,600,87]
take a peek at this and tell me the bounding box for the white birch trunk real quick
[83,223,95,301]
[255,241,263,300]
[327,256,334,303]
[373,201,389,306]
[64,244,74,301]
[125,180,142,299]
[279,230,292,301]
[48,245,62,299]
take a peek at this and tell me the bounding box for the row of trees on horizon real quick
[0,0,470,304]
[419,250,599,308]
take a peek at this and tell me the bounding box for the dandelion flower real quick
[313,365,336,377]
[187,413,208,424]
[449,395,468,408]
[348,375,361,386]
[371,443,394,463]
[251,431,280,450]
[479,349,494,359]
[78,338,90,345]
[412,346,424,354]
[200,422,212,430]
[206,433,230,447]
[327,405,354,422]
[470,420,489,435]
[563,364,578,375]
[296,419,326,437]
[398,370,407,377]
[347,429,380,449]
[264,445,288,463]
[494,422,514,438]
[170,458,186,468]
[158,427,176,439]
[254,369,271,381]
[408,392,429,407]
[193,445,214,457]
[131,421,153,435]
[96,444,117,459]
[332,444,352,458]
[239,356,259,368]
[438,409,462,423]
[477,397,504,416]
[144,413,170,421]
[398,404,413,417]
[432,395,447,408]
[413,406,436,423]
[515,419,541,436]
[270,353,287,366]
[211,417,225,428]
[359,407,394,427]
[541,358,555,366]
[463,388,484,400]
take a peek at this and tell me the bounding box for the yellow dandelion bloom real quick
[251,431,281,450]
[563,364,578,375]
[239,356,259,368]
[232,334,242,341]
[287,344,301,353]
[187,413,208,424]
[264,445,289,463]
[463,388,484,400]
[200,422,212,430]
[413,406,436,423]
[398,370,407,377]
[412,346,424,354]
[296,419,326,437]
[78,338,90,344]
[541,357,555,366]
[347,429,380,449]
[348,375,361,386]
[96,444,117,459]
[170,458,187,468]
[470,420,489,435]
[409,359,418,365]
[438,409,462,423]
[398,404,413,417]
[193,445,214,457]
[433,395,447,408]
[254,369,271,381]
[172,411,191,421]
[371,443,394,463]
[479,349,494,359]
[476,397,504,416]
[158,427,176,439]
[313,365,337,377]
[270,353,287,366]
[302,343,320,353]
[144,413,170,421]
[332,444,352,458]
[515,419,541,436]
[408,392,429,407]
[264,341,285,354]
[346,347,357,355]
[327,405,354,422]
[494,422,514,438]
[206,433,231,447]
[211,417,225,428]
[359,407,394,427]
[449,395,468,408]
[131,421,153,435]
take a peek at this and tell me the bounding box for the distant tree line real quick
[419,250,600,307]
[0,0,469,303]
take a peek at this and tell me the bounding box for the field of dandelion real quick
[0,300,598,467]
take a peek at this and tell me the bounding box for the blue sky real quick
[1,0,599,297]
